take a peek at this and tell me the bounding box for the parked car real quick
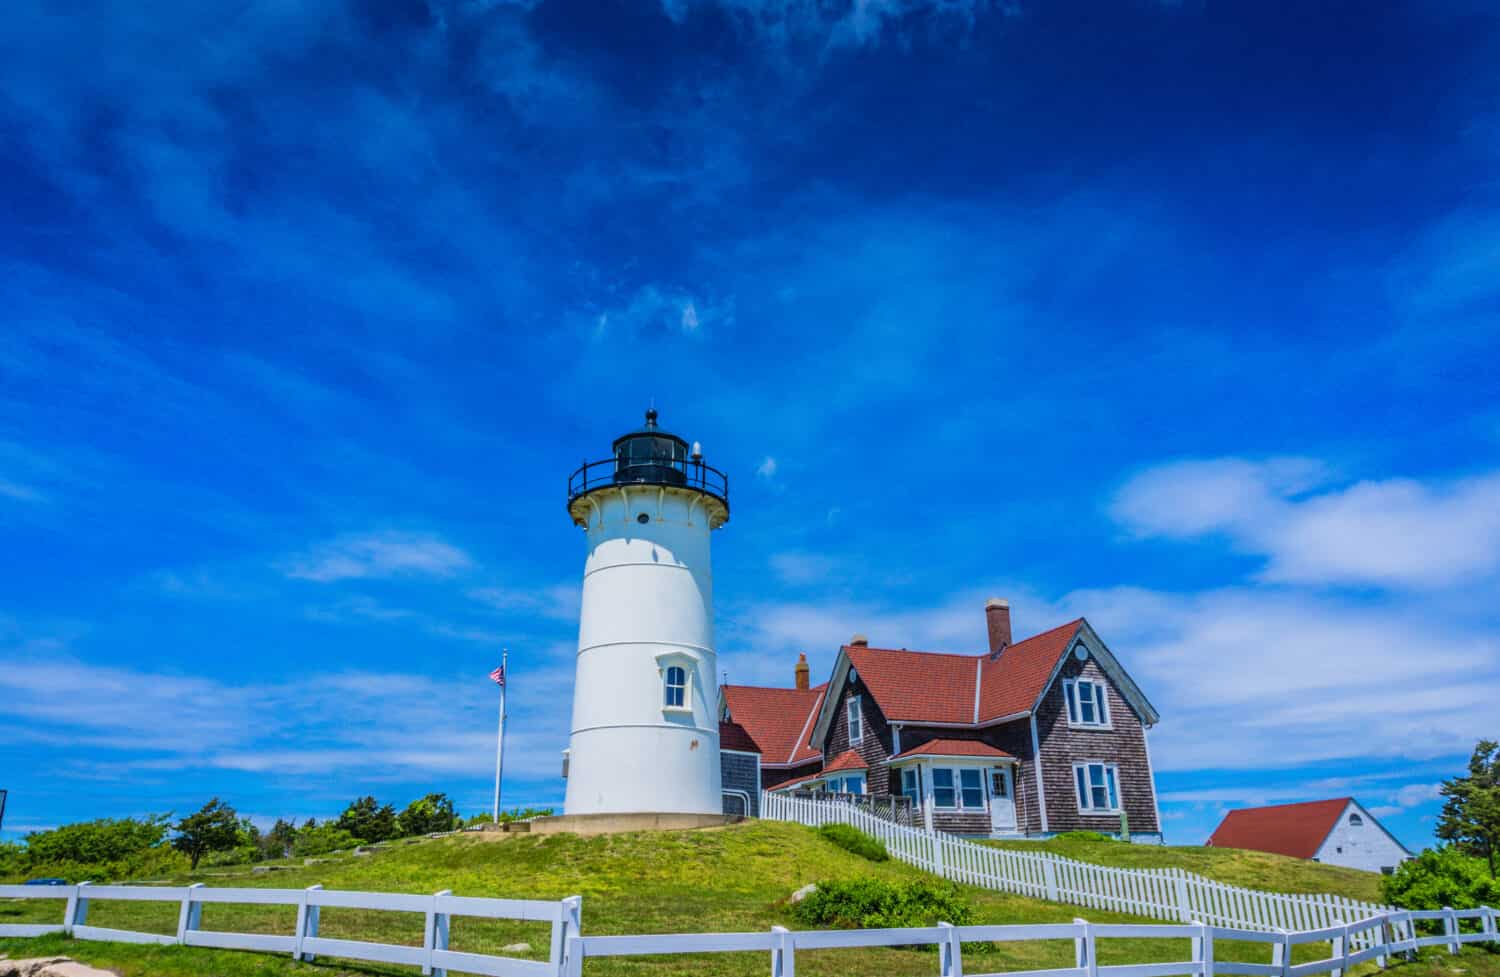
[23,878,68,886]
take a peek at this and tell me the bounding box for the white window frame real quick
[1073,761,1122,814]
[847,694,864,745]
[656,653,695,715]
[931,768,958,809]
[958,768,986,810]
[900,767,922,807]
[1064,678,1112,729]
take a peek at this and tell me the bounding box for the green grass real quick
[0,822,1486,977]
[986,834,1386,903]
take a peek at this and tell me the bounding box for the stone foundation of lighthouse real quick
[563,483,724,816]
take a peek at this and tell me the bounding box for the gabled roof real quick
[811,617,1157,747]
[838,621,1086,726]
[892,738,1014,761]
[822,749,869,773]
[1206,798,1354,858]
[720,683,825,767]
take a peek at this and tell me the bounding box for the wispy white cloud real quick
[282,531,474,582]
[1113,459,1500,589]
[0,477,45,503]
[468,583,581,621]
[756,456,778,479]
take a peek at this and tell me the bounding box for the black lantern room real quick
[567,409,730,526]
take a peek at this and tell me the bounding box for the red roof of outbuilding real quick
[1206,798,1353,859]
[721,683,825,766]
[843,619,1085,725]
[893,738,1015,760]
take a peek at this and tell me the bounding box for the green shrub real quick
[24,816,170,863]
[1382,847,1500,911]
[790,878,974,929]
[1053,830,1116,843]
[292,823,359,857]
[816,824,889,862]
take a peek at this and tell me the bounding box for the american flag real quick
[488,664,505,686]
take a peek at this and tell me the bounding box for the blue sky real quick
[2,0,1498,850]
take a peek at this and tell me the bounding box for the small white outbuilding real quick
[1207,797,1412,874]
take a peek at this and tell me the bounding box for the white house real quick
[1207,797,1412,874]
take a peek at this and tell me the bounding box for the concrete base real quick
[528,812,741,837]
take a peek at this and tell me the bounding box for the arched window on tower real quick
[664,666,688,709]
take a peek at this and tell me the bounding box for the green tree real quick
[173,799,241,870]
[1436,739,1500,878]
[263,818,298,859]
[292,822,359,856]
[336,796,399,843]
[24,816,170,863]
[398,793,458,836]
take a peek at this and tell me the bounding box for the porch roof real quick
[890,737,1015,762]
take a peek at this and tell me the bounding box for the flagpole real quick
[493,649,507,824]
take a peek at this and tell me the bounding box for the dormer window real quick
[656,652,694,714]
[847,695,864,745]
[1064,679,1111,729]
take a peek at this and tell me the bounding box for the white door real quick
[989,766,1016,832]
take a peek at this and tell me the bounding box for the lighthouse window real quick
[637,512,650,524]
[664,666,687,709]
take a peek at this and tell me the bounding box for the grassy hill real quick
[1,822,1488,977]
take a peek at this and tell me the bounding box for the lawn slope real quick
[1,822,1474,977]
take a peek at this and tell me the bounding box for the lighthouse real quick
[562,409,730,816]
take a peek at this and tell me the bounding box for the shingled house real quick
[718,599,1163,840]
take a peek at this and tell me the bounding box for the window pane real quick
[1092,784,1109,808]
[1080,688,1096,724]
[934,787,956,808]
[960,769,981,789]
[1096,684,1109,724]
[1089,765,1106,789]
[1105,767,1119,809]
[933,769,954,788]
[1075,767,1088,806]
[847,776,865,795]
[1065,682,1078,723]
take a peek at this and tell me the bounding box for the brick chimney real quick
[985,598,1011,657]
[849,633,869,647]
[794,653,810,690]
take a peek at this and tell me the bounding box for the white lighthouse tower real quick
[562,409,730,816]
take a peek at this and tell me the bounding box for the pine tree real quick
[1437,740,1500,878]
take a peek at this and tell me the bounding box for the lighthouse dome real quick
[567,409,729,528]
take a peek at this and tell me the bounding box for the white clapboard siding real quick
[760,791,1398,939]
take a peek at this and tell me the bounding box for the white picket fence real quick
[0,881,580,977]
[566,908,1499,977]
[761,792,1396,946]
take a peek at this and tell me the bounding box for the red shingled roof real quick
[822,749,869,772]
[721,683,825,766]
[843,619,1084,725]
[893,738,1015,760]
[718,720,759,754]
[1206,798,1352,859]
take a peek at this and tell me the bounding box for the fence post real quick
[564,934,585,977]
[425,888,452,977]
[176,882,205,944]
[62,882,89,936]
[295,884,323,962]
[1374,915,1387,969]
[939,921,964,977]
[554,895,583,972]
[1271,929,1290,977]
[771,924,796,977]
[1174,871,1193,923]
[1331,923,1349,977]
[1043,859,1059,902]
[933,833,946,877]
[1443,906,1459,955]
[1190,920,1213,977]
[69,881,92,933]
[1074,918,1096,977]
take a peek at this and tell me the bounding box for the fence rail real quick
[562,908,1500,977]
[0,882,580,977]
[761,792,1398,946]
[3,883,1496,977]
